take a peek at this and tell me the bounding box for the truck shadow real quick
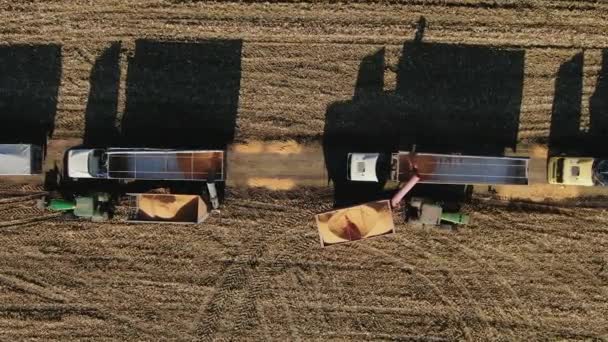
[83,42,122,147]
[548,53,583,156]
[0,44,62,153]
[324,40,525,207]
[65,40,242,203]
[323,49,396,207]
[589,49,608,152]
[120,39,241,200]
[549,49,608,158]
[121,39,242,150]
[53,43,123,197]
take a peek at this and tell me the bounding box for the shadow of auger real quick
[83,42,122,147]
[589,49,608,157]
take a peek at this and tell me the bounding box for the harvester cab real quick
[405,197,469,230]
[44,192,112,222]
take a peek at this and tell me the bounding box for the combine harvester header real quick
[349,152,529,185]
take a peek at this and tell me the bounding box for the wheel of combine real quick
[439,223,455,231]
[35,198,46,210]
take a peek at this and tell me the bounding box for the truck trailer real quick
[67,148,225,181]
[348,152,529,185]
[0,144,43,176]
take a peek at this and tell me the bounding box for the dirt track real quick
[1,1,608,340]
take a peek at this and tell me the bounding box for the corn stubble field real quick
[1,0,608,340]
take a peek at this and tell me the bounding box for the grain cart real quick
[315,200,396,247]
[126,193,208,224]
[348,152,529,185]
[314,168,421,247]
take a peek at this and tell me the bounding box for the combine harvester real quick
[315,150,527,246]
[348,151,529,185]
[44,148,227,222]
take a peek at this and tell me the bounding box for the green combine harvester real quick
[406,197,470,230]
[44,193,111,222]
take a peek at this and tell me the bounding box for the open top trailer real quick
[315,200,395,247]
[106,149,224,181]
[127,193,209,224]
[0,144,43,176]
[348,152,529,185]
[68,148,225,181]
[393,152,529,185]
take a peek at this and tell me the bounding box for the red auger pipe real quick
[391,174,420,208]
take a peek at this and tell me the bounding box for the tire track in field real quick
[0,273,68,303]
[194,219,271,339]
[430,234,542,334]
[194,191,325,339]
[337,240,474,339]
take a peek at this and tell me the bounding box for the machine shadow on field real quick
[0,44,62,153]
[55,43,124,198]
[83,42,122,147]
[121,39,242,150]
[324,41,525,207]
[116,39,241,200]
[548,53,584,156]
[589,50,608,148]
[549,50,608,157]
[323,49,396,207]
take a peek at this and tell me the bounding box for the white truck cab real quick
[548,157,596,186]
[67,148,106,179]
[347,153,380,182]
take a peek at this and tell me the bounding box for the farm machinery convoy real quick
[315,150,608,246]
[1,142,607,241]
[1,146,226,224]
[316,151,526,246]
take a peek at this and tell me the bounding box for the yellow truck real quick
[547,157,608,186]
